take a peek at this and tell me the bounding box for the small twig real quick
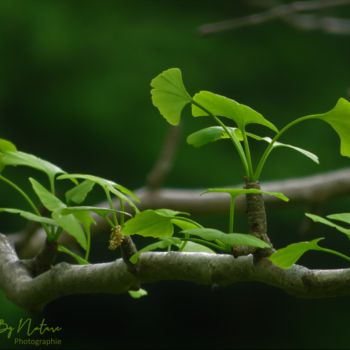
[146,125,182,190]
[197,0,350,35]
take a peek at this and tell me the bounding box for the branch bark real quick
[1,234,350,311]
[136,167,350,214]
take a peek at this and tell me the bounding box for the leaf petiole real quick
[191,99,250,178]
[253,114,318,180]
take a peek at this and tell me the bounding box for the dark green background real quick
[1,1,350,349]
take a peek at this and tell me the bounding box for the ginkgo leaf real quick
[192,91,278,132]
[202,188,289,202]
[58,173,140,211]
[247,133,319,164]
[0,151,64,182]
[122,209,198,238]
[52,210,87,250]
[315,98,350,157]
[30,178,65,212]
[66,180,95,204]
[187,126,243,148]
[129,238,181,264]
[122,210,174,238]
[181,241,216,254]
[182,228,270,249]
[327,213,350,225]
[0,208,56,226]
[305,213,350,238]
[0,139,17,152]
[129,288,148,299]
[151,68,192,125]
[269,238,324,269]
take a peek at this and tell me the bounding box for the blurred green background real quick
[1,0,350,349]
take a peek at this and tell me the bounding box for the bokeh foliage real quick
[0,1,350,349]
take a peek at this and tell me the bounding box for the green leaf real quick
[154,208,188,217]
[0,139,17,152]
[171,218,201,231]
[69,210,95,236]
[128,288,148,299]
[66,180,95,204]
[0,151,64,180]
[0,208,57,226]
[122,210,174,238]
[52,210,87,250]
[122,209,193,238]
[269,238,324,269]
[203,188,289,202]
[150,68,192,126]
[192,91,278,132]
[315,98,350,157]
[182,228,270,249]
[61,206,129,218]
[58,245,89,265]
[327,213,350,225]
[187,126,243,148]
[129,238,181,264]
[181,241,216,254]
[58,173,140,211]
[29,178,65,211]
[247,133,319,164]
[306,213,350,238]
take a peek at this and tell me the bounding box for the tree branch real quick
[136,167,350,214]
[197,0,350,35]
[145,125,181,190]
[1,234,350,311]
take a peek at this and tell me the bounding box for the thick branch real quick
[1,234,350,311]
[136,167,350,214]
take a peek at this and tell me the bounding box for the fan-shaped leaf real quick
[192,91,277,132]
[0,151,64,180]
[181,241,216,254]
[316,98,350,157]
[30,178,65,211]
[0,139,16,152]
[58,173,140,211]
[182,228,270,248]
[269,238,324,269]
[151,68,192,125]
[52,210,87,250]
[306,213,350,238]
[203,187,289,202]
[122,210,174,238]
[187,126,243,148]
[327,213,350,225]
[66,180,95,204]
[129,288,148,299]
[247,133,319,164]
[0,208,56,226]
[129,238,181,264]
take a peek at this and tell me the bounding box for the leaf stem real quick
[191,99,250,178]
[253,115,318,180]
[241,128,254,179]
[104,187,118,226]
[49,176,56,195]
[184,237,228,252]
[229,195,235,233]
[0,175,41,215]
[119,199,125,225]
[319,247,350,264]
